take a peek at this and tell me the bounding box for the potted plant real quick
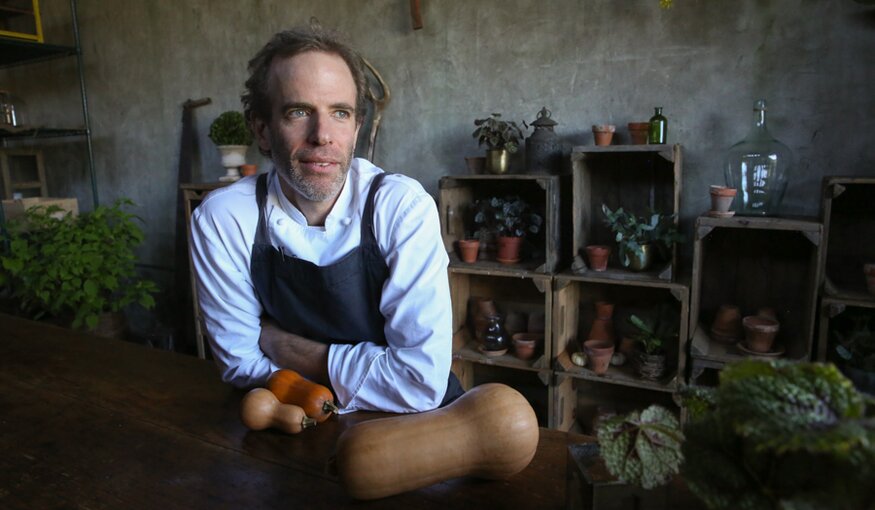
[830,310,875,394]
[628,304,678,380]
[472,113,525,174]
[209,110,253,182]
[680,360,875,510]
[601,204,682,271]
[0,200,158,336]
[471,195,543,265]
[568,404,686,510]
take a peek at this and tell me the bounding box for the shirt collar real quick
[269,167,354,228]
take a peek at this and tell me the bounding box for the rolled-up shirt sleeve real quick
[328,183,453,414]
[190,197,280,388]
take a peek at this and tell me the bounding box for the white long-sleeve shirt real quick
[190,159,453,413]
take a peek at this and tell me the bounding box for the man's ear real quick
[252,115,272,153]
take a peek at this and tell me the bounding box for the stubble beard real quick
[273,141,355,203]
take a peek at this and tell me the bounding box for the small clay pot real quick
[465,156,486,174]
[710,304,743,343]
[496,235,522,264]
[585,245,611,271]
[592,124,616,146]
[239,164,258,177]
[469,297,497,342]
[512,333,542,361]
[583,339,615,376]
[742,315,780,353]
[627,122,649,145]
[594,301,614,320]
[865,263,875,296]
[457,239,480,263]
[709,185,737,215]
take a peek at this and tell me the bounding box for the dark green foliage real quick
[0,200,157,330]
[628,303,679,355]
[471,195,543,238]
[208,111,253,146]
[596,405,684,490]
[680,360,875,510]
[601,204,682,266]
[472,113,525,153]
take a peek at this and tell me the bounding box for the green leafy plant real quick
[628,305,679,355]
[471,195,543,238]
[472,113,525,153]
[833,311,875,372]
[680,360,875,510]
[208,111,253,146]
[0,200,158,330]
[596,404,684,490]
[601,204,682,267]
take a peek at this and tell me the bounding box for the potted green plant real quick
[472,113,525,174]
[471,195,542,265]
[568,404,686,510]
[601,204,682,271]
[209,110,253,182]
[831,310,875,394]
[680,360,875,510]
[628,304,678,380]
[0,200,157,336]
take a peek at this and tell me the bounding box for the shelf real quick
[0,38,75,68]
[554,350,678,393]
[0,126,87,141]
[570,144,676,158]
[453,335,550,376]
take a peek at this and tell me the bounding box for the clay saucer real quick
[706,210,736,218]
[736,342,785,358]
[478,345,508,357]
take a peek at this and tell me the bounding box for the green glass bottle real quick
[648,107,667,144]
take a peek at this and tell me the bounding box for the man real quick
[190,26,463,414]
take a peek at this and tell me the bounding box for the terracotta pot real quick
[627,122,649,145]
[618,336,637,356]
[710,304,742,343]
[583,339,614,376]
[742,315,780,353]
[585,245,611,271]
[592,124,616,146]
[594,301,614,320]
[757,307,778,321]
[512,333,542,361]
[588,318,614,342]
[709,185,737,214]
[865,263,875,296]
[239,164,258,177]
[457,239,480,263]
[496,236,522,264]
[464,156,486,174]
[469,297,497,342]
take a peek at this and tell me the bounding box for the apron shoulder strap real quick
[254,173,270,244]
[361,172,390,248]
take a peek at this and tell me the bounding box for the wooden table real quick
[0,313,582,509]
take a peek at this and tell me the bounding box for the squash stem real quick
[323,400,339,414]
[302,416,317,429]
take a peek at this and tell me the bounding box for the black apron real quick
[249,172,463,406]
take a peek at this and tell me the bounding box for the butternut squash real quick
[334,382,539,500]
[240,388,316,434]
[266,368,338,423]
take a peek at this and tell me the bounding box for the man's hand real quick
[259,317,331,386]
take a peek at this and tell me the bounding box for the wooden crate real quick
[550,272,689,431]
[438,174,568,274]
[815,297,875,394]
[819,176,875,301]
[0,0,43,42]
[2,196,77,220]
[570,144,682,281]
[689,216,823,382]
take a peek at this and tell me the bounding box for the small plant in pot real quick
[602,204,682,272]
[472,195,542,265]
[0,200,158,335]
[209,110,253,181]
[472,113,525,174]
[628,304,678,381]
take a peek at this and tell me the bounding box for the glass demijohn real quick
[724,99,793,216]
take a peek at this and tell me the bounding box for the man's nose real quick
[307,114,331,146]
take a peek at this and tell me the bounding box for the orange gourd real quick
[334,383,539,500]
[266,369,338,423]
[240,388,316,434]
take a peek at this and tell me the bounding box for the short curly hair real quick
[241,25,368,130]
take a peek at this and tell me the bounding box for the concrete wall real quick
[3,0,874,342]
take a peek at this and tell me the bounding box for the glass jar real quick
[482,315,509,352]
[724,99,793,216]
[648,107,667,144]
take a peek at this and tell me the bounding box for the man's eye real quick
[334,110,352,119]
[287,109,308,118]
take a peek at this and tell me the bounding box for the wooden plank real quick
[819,177,875,297]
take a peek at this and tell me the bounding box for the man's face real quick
[254,51,361,204]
